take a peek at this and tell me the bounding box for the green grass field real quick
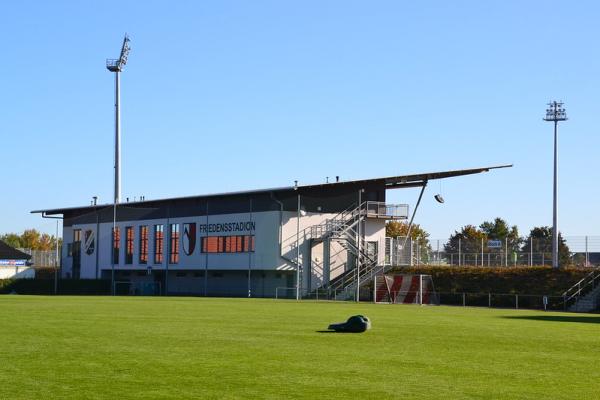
[1,296,599,399]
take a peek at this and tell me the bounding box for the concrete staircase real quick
[562,269,600,313]
[568,284,600,312]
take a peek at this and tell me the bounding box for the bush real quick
[0,279,111,295]
[389,265,590,295]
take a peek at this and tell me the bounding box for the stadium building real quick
[32,165,509,298]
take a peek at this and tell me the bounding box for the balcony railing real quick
[365,202,408,219]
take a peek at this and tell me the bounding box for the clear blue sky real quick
[2,1,599,240]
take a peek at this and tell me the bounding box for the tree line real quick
[1,229,62,251]
[386,218,572,266]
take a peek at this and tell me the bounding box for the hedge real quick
[388,265,591,295]
[0,279,111,295]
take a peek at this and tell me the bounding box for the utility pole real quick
[543,101,567,268]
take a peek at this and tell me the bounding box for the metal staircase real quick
[280,201,406,301]
[562,269,600,312]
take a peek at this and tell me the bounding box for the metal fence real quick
[389,236,600,267]
[18,248,61,268]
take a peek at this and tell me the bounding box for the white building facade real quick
[33,166,509,298]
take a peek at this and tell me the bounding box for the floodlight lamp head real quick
[543,100,567,122]
[106,34,131,72]
[434,194,445,203]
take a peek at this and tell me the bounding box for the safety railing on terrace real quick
[365,201,408,219]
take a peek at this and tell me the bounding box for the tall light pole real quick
[106,34,131,205]
[107,35,131,293]
[543,101,567,268]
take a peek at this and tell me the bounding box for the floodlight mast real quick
[106,34,131,204]
[106,34,131,295]
[543,101,567,269]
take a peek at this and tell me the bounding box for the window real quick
[69,230,82,258]
[125,227,134,264]
[243,235,255,252]
[169,224,179,264]
[154,225,163,264]
[201,235,255,253]
[139,226,148,264]
[112,227,120,265]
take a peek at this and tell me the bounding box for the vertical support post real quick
[419,274,423,305]
[530,237,533,266]
[488,292,491,307]
[585,236,589,267]
[247,198,253,298]
[458,238,462,267]
[552,119,558,268]
[111,206,116,296]
[54,219,59,295]
[505,237,508,267]
[516,294,519,309]
[373,275,377,303]
[437,239,440,266]
[114,71,121,204]
[481,237,484,267]
[462,292,466,307]
[410,240,413,266]
[356,189,362,302]
[296,194,301,301]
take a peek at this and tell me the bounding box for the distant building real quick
[0,240,34,279]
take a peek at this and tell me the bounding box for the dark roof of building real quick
[0,240,31,260]
[31,164,511,216]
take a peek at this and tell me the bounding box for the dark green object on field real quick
[328,315,371,333]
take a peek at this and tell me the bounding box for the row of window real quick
[110,224,255,265]
[201,236,255,253]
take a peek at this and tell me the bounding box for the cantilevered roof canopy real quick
[32,164,511,216]
[303,164,513,190]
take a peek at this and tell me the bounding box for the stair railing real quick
[562,268,600,303]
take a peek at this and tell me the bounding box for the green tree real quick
[20,229,41,250]
[385,221,431,262]
[0,233,22,248]
[444,225,487,256]
[479,218,521,251]
[1,229,61,251]
[521,226,571,267]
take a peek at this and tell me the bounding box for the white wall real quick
[0,266,35,279]
[65,211,283,277]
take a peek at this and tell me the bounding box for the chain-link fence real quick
[388,236,600,267]
[18,248,61,268]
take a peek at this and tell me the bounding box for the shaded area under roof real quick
[0,240,31,260]
[32,164,512,216]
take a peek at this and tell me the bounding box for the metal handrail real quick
[562,268,600,300]
[365,201,409,219]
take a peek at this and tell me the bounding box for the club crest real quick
[183,223,196,256]
[83,230,95,255]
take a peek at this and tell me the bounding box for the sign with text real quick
[487,240,502,249]
[0,259,27,266]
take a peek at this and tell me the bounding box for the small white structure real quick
[0,241,34,279]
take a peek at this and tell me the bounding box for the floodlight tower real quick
[543,101,567,268]
[106,34,131,204]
